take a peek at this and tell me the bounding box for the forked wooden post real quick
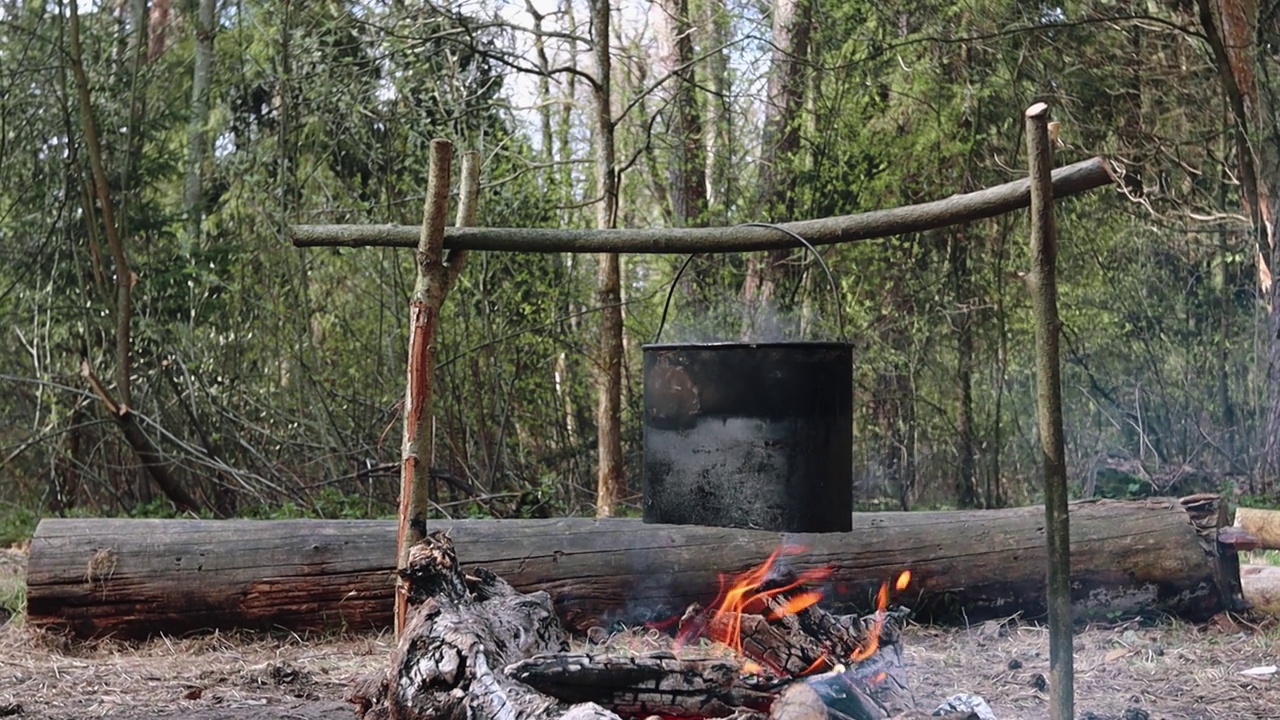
[396,139,453,635]
[394,142,484,636]
[1025,102,1073,720]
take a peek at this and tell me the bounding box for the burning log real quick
[509,544,915,720]
[356,532,919,720]
[26,496,1244,639]
[506,644,914,720]
[505,652,777,717]
[347,531,619,720]
[768,645,913,720]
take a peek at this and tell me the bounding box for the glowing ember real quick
[799,655,831,676]
[671,546,910,678]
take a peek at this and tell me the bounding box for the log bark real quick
[290,158,1115,254]
[26,497,1244,639]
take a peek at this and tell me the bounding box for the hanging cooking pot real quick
[642,230,853,533]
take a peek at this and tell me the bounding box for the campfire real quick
[347,531,983,720]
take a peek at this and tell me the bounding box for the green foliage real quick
[0,0,1273,523]
[1237,495,1280,511]
[0,506,38,547]
[0,575,24,626]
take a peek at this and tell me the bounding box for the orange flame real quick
[675,548,910,678]
[850,570,912,663]
[765,590,824,620]
[676,545,829,657]
[800,655,832,675]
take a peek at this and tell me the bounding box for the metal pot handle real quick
[653,222,848,344]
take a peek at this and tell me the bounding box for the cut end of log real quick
[1025,102,1050,118]
[770,683,827,720]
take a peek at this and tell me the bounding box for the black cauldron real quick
[641,341,853,532]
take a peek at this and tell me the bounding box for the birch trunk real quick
[701,0,731,220]
[741,0,812,314]
[656,0,705,226]
[183,0,216,244]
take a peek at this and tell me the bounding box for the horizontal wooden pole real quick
[291,157,1114,254]
[26,496,1240,639]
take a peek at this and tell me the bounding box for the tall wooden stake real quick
[395,139,454,636]
[1026,102,1073,720]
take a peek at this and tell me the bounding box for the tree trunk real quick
[591,0,625,517]
[656,0,706,227]
[950,228,978,508]
[182,0,215,245]
[26,497,1245,640]
[870,268,915,510]
[68,0,133,408]
[395,140,454,635]
[1195,0,1280,490]
[700,0,731,222]
[756,0,810,220]
[742,0,812,311]
[1026,101,1073,720]
[69,0,203,513]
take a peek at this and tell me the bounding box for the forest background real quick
[3,0,1279,539]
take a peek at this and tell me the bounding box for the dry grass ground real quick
[0,624,388,719]
[905,616,1280,720]
[3,545,1280,720]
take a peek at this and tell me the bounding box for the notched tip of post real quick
[1025,102,1050,118]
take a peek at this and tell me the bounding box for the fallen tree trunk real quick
[26,497,1244,639]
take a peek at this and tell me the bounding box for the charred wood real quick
[348,531,619,720]
[506,652,776,717]
[768,643,913,720]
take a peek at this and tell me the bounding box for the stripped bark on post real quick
[396,139,454,636]
[1025,101,1073,720]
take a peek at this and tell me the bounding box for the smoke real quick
[657,296,825,344]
